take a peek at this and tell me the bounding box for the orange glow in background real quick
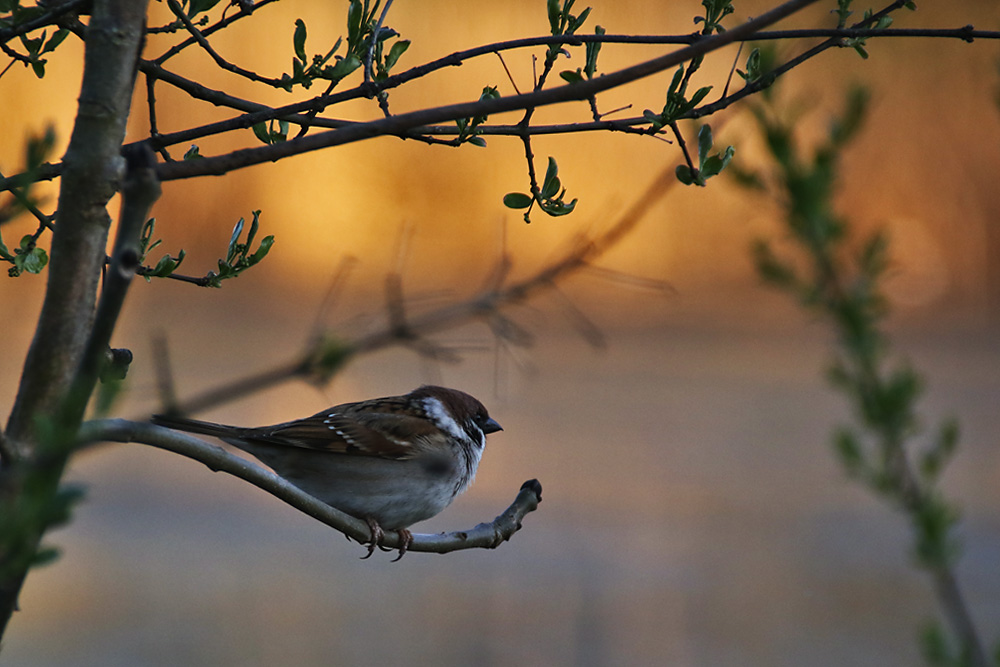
[1,2,999,665]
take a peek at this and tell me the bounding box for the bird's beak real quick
[482,418,503,435]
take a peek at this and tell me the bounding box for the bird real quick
[151,385,502,560]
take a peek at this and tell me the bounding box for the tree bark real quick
[0,0,149,640]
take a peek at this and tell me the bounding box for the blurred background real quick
[2,1,999,665]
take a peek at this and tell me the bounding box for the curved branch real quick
[79,419,542,556]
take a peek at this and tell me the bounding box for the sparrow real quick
[151,385,502,560]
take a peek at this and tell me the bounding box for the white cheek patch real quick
[423,396,467,442]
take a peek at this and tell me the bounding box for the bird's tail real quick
[150,414,240,439]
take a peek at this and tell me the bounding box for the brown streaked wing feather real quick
[242,409,441,460]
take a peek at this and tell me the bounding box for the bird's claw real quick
[360,518,383,560]
[360,519,412,561]
[390,529,413,562]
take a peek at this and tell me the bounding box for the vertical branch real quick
[0,0,151,639]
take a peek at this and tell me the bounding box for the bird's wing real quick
[247,401,441,460]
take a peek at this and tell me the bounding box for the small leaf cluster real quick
[252,118,289,145]
[137,218,186,281]
[546,0,592,62]
[676,124,734,186]
[643,65,712,130]
[281,19,359,92]
[844,10,894,60]
[0,231,47,276]
[135,213,273,287]
[695,0,735,35]
[204,210,274,287]
[0,1,69,78]
[0,127,55,275]
[503,157,577,223]
[348,0,409,81]
[559,25,605,84]
[455,86,501,147]
[279,3,410,92]
[736,46,779,93]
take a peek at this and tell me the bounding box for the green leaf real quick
[347,0,363,47]
[183,145,202,160]
[542,157,559,195]
[20,246,47,273]
[293,19,307,62]
[585,25,604,78]
[384,39,410,72]
[697,124,714,166]
[541,175,561,200]
[538,197,577,217]
[468,136,487,147]
[503,193,533,209]
[560,69,584,84]
[568,7,591,34]
[324,53,361,81]
[148,252,185,279]
[675,164,694,185]
[42,28,68,54]
[252,122,271,144]
[228,217,245,259]
[547,0,561,34]
[689,86,712,107]
[189,0,224,16]
[701,145,735,178]
[249,235,274,264]
[667,66,684,97]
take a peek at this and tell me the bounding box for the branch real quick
[79,419,542,556]
[0,0,89,42]
[0,0,151,639]
[155,0,821,181]
[6,18,997,191]
[163,0,286,88]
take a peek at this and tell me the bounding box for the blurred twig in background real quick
[155,166,679,417]
[743,86,995,667]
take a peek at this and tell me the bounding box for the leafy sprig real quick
[675,124,734,186]
[503,156,577,223]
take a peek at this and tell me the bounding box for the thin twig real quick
[164,0,285,87]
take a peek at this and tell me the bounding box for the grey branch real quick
[79,419,542,556]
